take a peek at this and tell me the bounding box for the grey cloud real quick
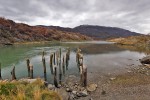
[0,0,150,33]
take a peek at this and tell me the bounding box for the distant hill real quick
[0,18,91,44]
[41,25,141,39]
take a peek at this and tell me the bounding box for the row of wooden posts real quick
[0,47,87,87]
[25,48,71,87]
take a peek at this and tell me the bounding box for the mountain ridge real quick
[40,25,141,39]
[0,17,91,44]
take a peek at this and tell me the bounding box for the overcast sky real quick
[0,0,150,34]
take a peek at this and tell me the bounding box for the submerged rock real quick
[140,56,150,64]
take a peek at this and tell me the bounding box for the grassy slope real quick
[109,35,150,46]
[0,79,61,100]
[108,35,150,54]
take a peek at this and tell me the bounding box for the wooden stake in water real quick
[62,55,65,75]
[66,52,69,70]
[67,48,70,60]
[80,65,83,85]
[42,57,46,73]
[44,73,47,81]
[26,58,30,77]
[50,54,54,74]
[54,52,56,65]
[76,48,82,63]
[56,51,59,65]
[59,48,62,65]
[0,63,2,80]
[54,66,58,87]
[79,53,83,66]
[30,64,33,79]
[83,66,87,87]
[42,50,45,58]
[80,65,87,87]
[59,59,62,84]
[11,66,16,80]
[59,48,61,59]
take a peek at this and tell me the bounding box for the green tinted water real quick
[0,41,146,83]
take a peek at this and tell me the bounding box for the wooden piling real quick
[42,57,46,73]
[50,54,54,74]
[83,66,87,87]
[54,52,56,65]
[80,65,83,85]
[42,50,45,58]
[26,58,30,77]
[0,63,2,80]
[76,48,81,63]
[67,48,70,60]
[11,66,16,80]
[44,73,47,81]
[66,52,69,70]
[80,65,87,87]
[62,55,65,75]
[56,51,59,65]
[59,48,61,60]
[59,59,62,84]
[30,64,33,79]
[54,66,58,87]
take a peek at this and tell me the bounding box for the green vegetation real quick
[0,79,61,100]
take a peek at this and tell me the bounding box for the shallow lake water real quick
[0,41,146,83]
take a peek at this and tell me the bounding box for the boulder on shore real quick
[140,56,150,64]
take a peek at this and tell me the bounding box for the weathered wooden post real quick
[80,65,87,87]
[0,63,2,80]
[79,53,83,66]
[50,54,54,74]
[30,64,33,79]
[54,52,56,65]
[80,65,83,85]
[11,66,16,80]
[62,55,65,75]
[59,59,62,84]
[26,58,30,77]
[54,66,58,87]
[56,51,59,65]
[83,66,87,87]
[44,73,47,81]
[59,48,61,61]
[76,48,81,63]
[66,52,69,70]
[42,50,45,58]
[42,57,46,73]
[67,47,70,60]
